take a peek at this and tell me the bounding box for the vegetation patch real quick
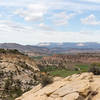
[32,56,43,60]
[40,74,53,87]
[0,49,24,55]
[88,66,100,75]
[39,64,90,77]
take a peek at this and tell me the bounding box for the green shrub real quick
[0,49,6,53]
[40,75,53,87]
[88,66,100,75]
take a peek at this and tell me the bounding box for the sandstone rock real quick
[16,84,42,100]
[62,92,80,100]
[52,80,90,97]
[15,73,100,100]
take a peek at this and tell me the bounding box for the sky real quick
[0,0,100,44]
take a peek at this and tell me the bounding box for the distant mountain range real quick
[37,42,100,54]
[0,42,100,56]
[38,42,100,49]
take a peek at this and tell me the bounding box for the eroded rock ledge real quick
[15,73,100,100]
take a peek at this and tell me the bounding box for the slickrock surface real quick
[16,73,100,100]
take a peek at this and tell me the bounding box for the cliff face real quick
[38,53,100,70]
[0,50,40,99]
[16,73,100,100]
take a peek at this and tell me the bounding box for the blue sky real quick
[0,0,100,44]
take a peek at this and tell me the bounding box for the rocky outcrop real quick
[0,50,40,99]
[16,73,100,100]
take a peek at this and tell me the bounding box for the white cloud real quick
[52,12,75,26]
[1,0,100,11]
[5,0,100,25]
[39,23,54,31]
[15,4,48,22]
[81,0,100,3]
[0,20,100,44]
[0,0,100,44]
[48,1,100,12]
[81,14,100,25]
[13,0,100,23]
[0,20,34,32]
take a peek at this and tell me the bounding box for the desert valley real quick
[0,43,100,100]
[1,0,100,99]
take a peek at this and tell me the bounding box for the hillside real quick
[0,49,40,100]
[0,43,49,56]
[16,73,100,100]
